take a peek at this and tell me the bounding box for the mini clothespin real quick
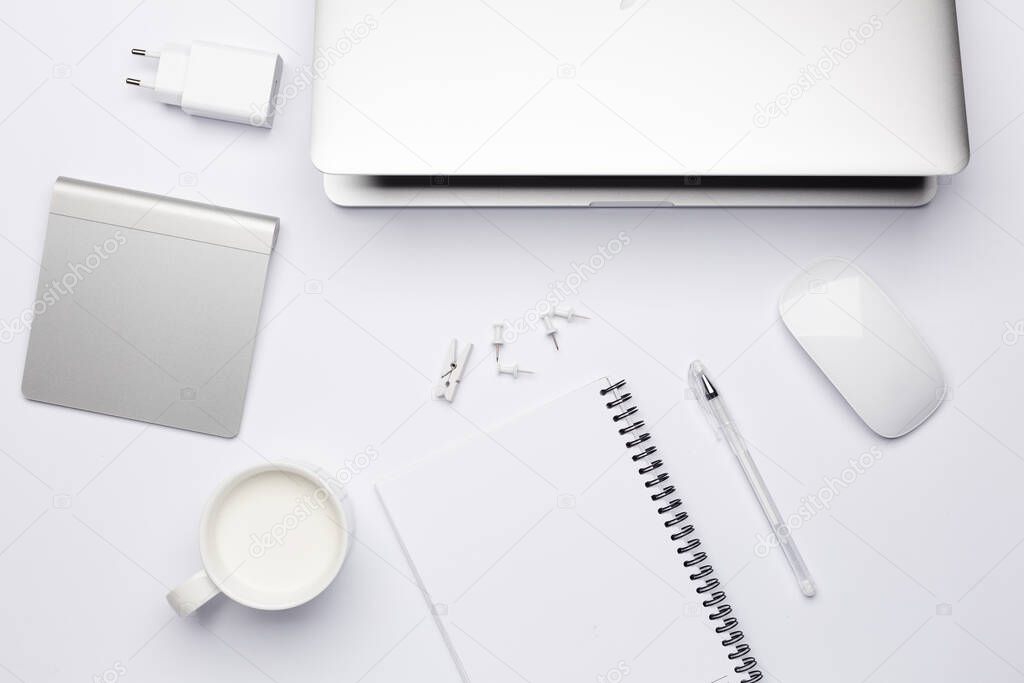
[553,306,590,322]
[434,339,473,402]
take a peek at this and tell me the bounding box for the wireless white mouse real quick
[779,258,946,438]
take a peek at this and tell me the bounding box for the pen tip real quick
[700,372,718,400]
[801,579,817,597]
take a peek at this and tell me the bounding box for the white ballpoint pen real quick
[689,360,818,598]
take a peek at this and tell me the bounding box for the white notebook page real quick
[378,378,742,683]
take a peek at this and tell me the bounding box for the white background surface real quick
[1,1,1023,682]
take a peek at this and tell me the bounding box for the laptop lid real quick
[311,0,969,177]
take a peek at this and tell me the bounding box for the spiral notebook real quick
[378,378,762,683]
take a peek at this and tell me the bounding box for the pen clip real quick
[688,360,723,441]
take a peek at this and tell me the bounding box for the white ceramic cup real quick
[167,462,350,616]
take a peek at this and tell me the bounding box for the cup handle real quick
[167,570,220,616]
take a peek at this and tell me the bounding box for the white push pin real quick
[553,306,590,323]
[498,363,534,379]
[492,322,506,362]
[542,313,560,350]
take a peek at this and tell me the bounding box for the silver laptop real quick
[311,0,969,207]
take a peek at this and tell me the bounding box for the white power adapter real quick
[127,42,283,128]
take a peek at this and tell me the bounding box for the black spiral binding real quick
[600,380,763,683]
